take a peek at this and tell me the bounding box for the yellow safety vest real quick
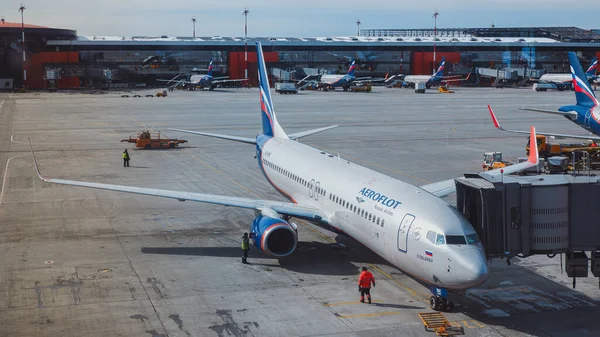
[241,238,249,250]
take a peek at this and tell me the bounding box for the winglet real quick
[487,105,502,129]
[528,126,539,165]
[28,137,50,182]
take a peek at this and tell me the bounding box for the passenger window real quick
[426,231,436,244]
[376,218,380,225]
[368,214,372,221]
[381,219,385,226]
[436,234,445,245]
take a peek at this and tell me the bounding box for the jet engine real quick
[251,215,298,257]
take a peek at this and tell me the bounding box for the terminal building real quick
[1,21,599,89]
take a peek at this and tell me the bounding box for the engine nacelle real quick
[251,215,298,257]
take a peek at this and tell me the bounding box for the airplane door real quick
[397,214,415,253]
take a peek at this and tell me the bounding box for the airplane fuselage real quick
[320,74,354,89]
[565,104,600,134]
[539,73,572,84]
[189,74,213,89]
[403,75,441,88]
[255,134,488,291]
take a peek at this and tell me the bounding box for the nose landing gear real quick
[429,287,454,312]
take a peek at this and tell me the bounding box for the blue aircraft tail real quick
[347,59,356,76]
[256,42,288,139]
[585,57,598,77]
[433,57,446,77]
[207,59,213,76]
[568,52,599,108]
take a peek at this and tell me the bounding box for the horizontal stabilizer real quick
[288,125,338,140]
[519,107,578,119]
[169,128,256,144]
[490,105,600,141]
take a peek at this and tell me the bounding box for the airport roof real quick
[0,21,49,29]
[362,26,600,43]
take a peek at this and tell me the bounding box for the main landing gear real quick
[429,287,454,312]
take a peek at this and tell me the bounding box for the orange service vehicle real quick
[121,130,187,149]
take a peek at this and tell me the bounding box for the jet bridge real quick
[455,173,600,288]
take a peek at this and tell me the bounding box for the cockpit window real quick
[426,231,436,244]
[436,234,445,245]
[466,233,480,244]
[446,235,467,245]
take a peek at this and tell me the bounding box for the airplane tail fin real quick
[256,42,288,139]
[347,59,356,76]
[585,57,598,77]
[433,57,446,77]
[207,59,213,76]
[568,52,599,108]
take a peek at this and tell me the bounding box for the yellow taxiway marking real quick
[368,264,426,303]
[323,300,383,307]
[337,311,401,319]
[296,219,336,243]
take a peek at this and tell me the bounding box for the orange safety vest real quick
[358,271,375,288]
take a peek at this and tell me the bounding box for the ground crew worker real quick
[123,149,130,167]
[358,266,376,304]
[241,232,250,264]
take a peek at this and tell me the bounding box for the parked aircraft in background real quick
[159,59,247,90]
[319,59,385,91]
[402,57,468,88]
[30,42,540,312]
[536,57,598,87]
[490,52,600,141]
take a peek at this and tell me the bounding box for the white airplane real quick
[317,59,385,91]
[402,57,468,88]
[30,42,540,312]
[536,57,598,88]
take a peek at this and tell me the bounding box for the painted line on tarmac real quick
[0,153,29,206]
[296,219,335,244]
[368,264,427,303]
[336,311,401,319]
[323,300,383,307]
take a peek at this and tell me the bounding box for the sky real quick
[0,0,598,37]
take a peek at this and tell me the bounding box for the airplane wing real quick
[489,105,600,140]
[28,139,329,224]
[212,78,248,84]
[441,74,471,83]
[420,125,540,198]
[519,107,578,120]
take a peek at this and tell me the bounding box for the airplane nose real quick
[462,250,489,287]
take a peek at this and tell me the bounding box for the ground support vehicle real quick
[121,131,187,149]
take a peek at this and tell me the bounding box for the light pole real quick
[243,7,249,84]
[433,11,439,74]
[19,4,26,85]
[192,17,196,39]
[356,20,361,36]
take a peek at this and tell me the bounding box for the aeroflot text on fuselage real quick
[358,188,402,209]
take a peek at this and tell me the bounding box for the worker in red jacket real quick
[358,266,376,304]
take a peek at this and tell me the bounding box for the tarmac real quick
[0,86,599,337]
